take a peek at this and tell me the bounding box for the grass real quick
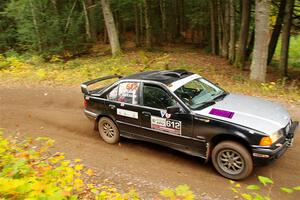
[0,45,299,104]
[273,35,300,68]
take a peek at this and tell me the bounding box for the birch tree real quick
[250,0,271,82]
[100,0,121,56]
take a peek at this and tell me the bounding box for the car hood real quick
[193,93,290,134]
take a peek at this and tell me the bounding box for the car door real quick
[139,83,198,152]
[105,81,142,136]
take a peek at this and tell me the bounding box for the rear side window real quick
[143,84,176,109]
[107,86,118,101]
[107,82,140,105]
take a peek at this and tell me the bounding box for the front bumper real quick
[251,121,298,166]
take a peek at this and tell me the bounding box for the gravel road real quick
[1,86,299,199]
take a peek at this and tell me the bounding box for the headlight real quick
[270,131,283,143]
[259,131,283,146]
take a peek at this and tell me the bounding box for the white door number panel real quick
[151,116,182,135]
[117,108,138,119]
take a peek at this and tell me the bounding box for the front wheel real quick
[98,117,120,144]
[212,141,253,180]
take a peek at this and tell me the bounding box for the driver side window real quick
[143,84,176,109]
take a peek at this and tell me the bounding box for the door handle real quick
[142,111,151,117]
[194,117,210,123]
[109,104,116,110]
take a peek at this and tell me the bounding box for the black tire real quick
[212,141,253,180]
[98,117,120,144]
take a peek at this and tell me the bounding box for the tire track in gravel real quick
[1,86,299,199]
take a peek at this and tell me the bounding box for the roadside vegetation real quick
[273,36,300,69]
[1,130,299,200]
[0,46,299,104]
[0,129,187,200]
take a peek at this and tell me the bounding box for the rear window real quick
[107,82,140,105]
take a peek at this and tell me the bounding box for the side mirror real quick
[167,105,180,114]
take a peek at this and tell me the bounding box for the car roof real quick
[122,69,194,85]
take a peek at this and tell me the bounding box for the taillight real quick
[84,99,88,108]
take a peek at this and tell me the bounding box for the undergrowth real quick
[1,129,299,200]
[0,130,195,200]
[0,50,299,103]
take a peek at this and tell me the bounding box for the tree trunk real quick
[228,0,235,63]
[246,29,255,60]
[228,0,235,64]
[250,0,270,82]
[103,25,108,44]
[100,0,121,56]
[65,0,78,33]
[221,0,230,58]
[29,0,42,52]
[113,9,122,42]
[139,3,144,41]
[267,0,286,65]
[280,0,294,76]
[234,0,250,69]
[210,0,218,55]
[144,0,152,50]
[217,0,223,54]
[82,0,92,40]
[159,0,167,42]
[153,0,163,45]
[178,0,184,37]
[86,0,98,41]
[134,3,141,47]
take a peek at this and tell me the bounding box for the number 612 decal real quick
[151,116,182,135]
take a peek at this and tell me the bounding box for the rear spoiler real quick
[81,75,122,95]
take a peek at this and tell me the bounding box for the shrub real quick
[0,131,140,199]
[230,176,300,200]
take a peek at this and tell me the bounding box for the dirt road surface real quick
[1,86,299,199]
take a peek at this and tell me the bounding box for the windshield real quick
[174,78,224,109]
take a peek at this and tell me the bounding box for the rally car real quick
[81,69,298,180]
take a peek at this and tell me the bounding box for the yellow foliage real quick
[74,164,83,171]
[50,55,63,63]
[0,52,299,103]
[85,168,94,176]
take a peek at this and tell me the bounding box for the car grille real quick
[282,120,292,137]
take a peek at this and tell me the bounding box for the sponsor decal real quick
[165,113,171,119]
[209,108,234,119]
[160,110,167,117]
[151,116,181,135]
[117,108,138,119]
[118,82,140,104]
[126,83,139,90]
[159,110,171,118]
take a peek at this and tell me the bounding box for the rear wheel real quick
[212,141,253,180]
[98,117,120,144]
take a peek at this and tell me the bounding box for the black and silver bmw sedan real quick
[81,69,298,180]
